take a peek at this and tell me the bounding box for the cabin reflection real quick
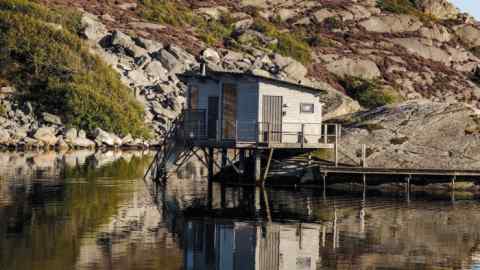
[184,220,321,270]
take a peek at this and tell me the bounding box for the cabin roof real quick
[178,70,327,94]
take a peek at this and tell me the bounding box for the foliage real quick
[251,19,312,64]
[0,0,149,137]
[197,14,236,46]
[341,76,399,108]
[137,0,197,26]
[377,0,436,22]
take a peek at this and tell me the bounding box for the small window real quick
[300,103,314,113]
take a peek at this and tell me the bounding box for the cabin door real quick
[208,97,219,140]
[262,95,283,143]
[222,84,237,140]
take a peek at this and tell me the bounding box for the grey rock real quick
[33,127,58,145]
[312,9,336,24]
[111,30,148,58]
[42,112,62,125]
[325,57,381,79]
[80,13,108,42]
[202,48,221,63]
[78,130,87,139]
[134,37,164,53]
[65,128,78,142]
[71,137,95,148]
[359,14,422,33]
[0,129,10,145]
[93,128,118,146]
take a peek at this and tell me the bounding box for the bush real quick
[137,0,197,26]
[377,0,435,22]
[0,0,149,137]
[197,14,236,46]
[252,19,312,64]
[341,76,399,108]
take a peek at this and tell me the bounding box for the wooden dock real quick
[319,166,480,177]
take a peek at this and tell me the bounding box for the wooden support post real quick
[254,149,262,183]
[362,144,367,168]
[262,149,274,184]
[301,124,305,149]
[239,149,246,174]
[221,148,228,169]
[208,147,214,181]
[334,125,339,167]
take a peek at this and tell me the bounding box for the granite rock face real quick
[338,101,480,169]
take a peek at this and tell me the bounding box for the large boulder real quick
[80,13,108,42]
[359,14,422,33]
[93,128,122,147]
[338,101,480,169]
[42,112,62,125]
[325,57,381,80]
[33,127,58,145]
[111,30,147,58]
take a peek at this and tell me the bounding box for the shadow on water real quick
[2,151,480,269]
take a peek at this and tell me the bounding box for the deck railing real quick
[182,110,340,146]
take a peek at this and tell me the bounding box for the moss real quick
[390,136,409,145]
[340,76,399,108]
[0,0,150,137]
[251,19,312,64]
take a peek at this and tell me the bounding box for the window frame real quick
[300,103,315,114]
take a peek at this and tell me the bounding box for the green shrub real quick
[341,76,399,108]
[0,1,149,137]
[137,0,197,26]
[197,14,236,46]
[252,19,312,64]
[377,0,436,22]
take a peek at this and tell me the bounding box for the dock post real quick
[221,148,227,169]
[334,124,339,167]
[362,144,367,168]
[254,149,262,183]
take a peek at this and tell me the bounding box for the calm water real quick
[1,151,480,270]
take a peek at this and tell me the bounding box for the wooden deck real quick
[191,139,335,150]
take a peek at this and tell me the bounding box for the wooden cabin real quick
[179,71,338,150]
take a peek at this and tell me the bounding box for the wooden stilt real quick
[262,148,274,184]
[239,149,246,174]
[221,148,227,168]
[208,147,214,181]
[254,149,262,183]
[334,125,339,167]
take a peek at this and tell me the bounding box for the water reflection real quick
[1,150,480,269]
